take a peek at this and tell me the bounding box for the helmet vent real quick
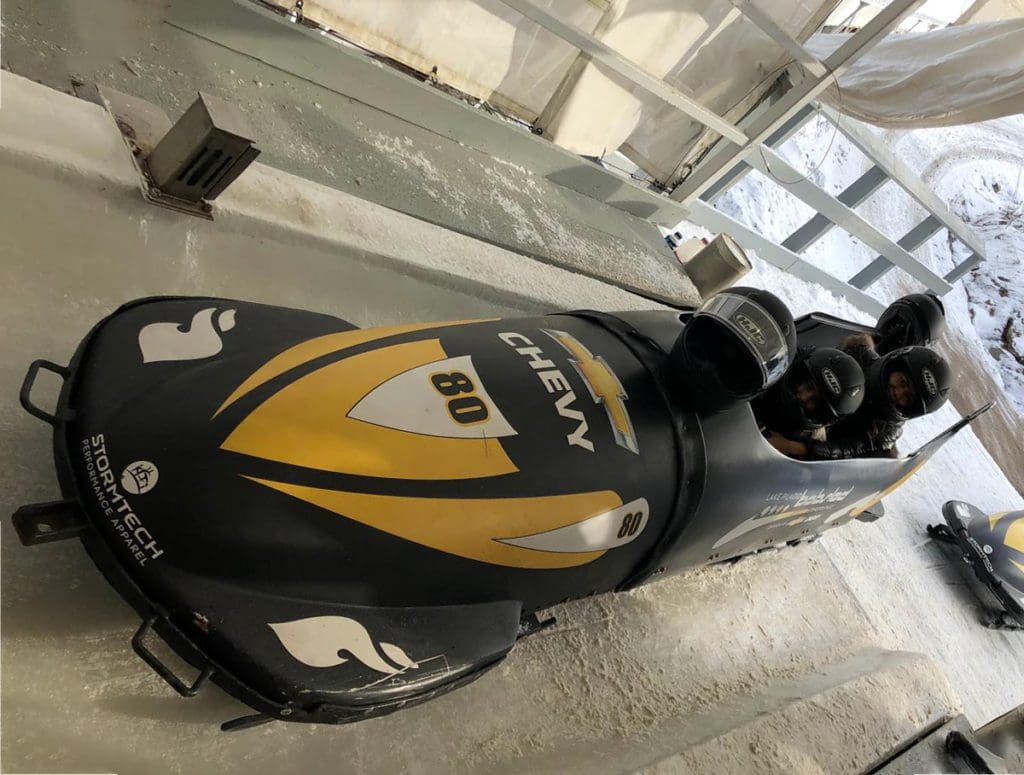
[922,368,938,397]
[821,368,842,396]
[734,314,766,346]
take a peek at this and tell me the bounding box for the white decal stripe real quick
[496,498,649,552]
[348,355,517,439]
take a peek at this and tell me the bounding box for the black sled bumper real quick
[931,501,1024,630]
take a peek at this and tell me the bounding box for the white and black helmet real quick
[671,287,797,412]
[875,293,946,354]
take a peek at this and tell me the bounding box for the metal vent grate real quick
[146,92,260,204]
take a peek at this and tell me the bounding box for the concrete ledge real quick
[0,70,690,315]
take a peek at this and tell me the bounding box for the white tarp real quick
[546,0,833,183]
[808,19,1024,128]
[300,0,606,120]
[957,0,1024,23]
[293,0,836,184]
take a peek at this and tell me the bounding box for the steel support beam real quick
[535,0,621,133]
[944,253,983,284]
[782,164,889,252]
[687,200,886,316]
[818,104,987,258]
[670,0,926,205]
[496,0,748,144]
[857,0,951,28]
[848,215,944,289]
[701,103,819,203]
[726,0,828,79]
[748,147,952,293]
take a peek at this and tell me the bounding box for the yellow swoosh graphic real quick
[215,319,491,417]
[1004,516,1024,554]
[223,339,516,480]
[850,460,927,517]
[989,511,1011,531]
[248,478,621,569]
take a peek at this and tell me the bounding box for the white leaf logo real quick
[269,616,418,673]
[138,308,236,364]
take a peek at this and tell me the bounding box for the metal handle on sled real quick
[132,615,214,698]
[20,360,75,425]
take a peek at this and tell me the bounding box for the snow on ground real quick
[894,117,1024,416]
[672,113,1024,724]
[821,403,1024,725]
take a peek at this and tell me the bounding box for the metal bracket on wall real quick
[80,84,260,220]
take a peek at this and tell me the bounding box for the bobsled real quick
[929,501,1024,631]
[12,295,989,729]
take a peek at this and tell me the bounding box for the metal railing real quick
[495,0,986,314]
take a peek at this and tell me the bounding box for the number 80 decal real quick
[430,371,490,426]
[348,353,518,439]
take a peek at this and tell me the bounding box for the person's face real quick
[887,370,917,409]
[795,380,820,411]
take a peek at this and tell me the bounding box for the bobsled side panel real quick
[659,403,942,572]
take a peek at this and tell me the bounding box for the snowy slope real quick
[894,117,1024,416]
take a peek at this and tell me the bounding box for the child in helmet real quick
[756,346,865,458]
[802,335,952,459]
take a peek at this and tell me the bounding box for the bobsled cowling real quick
[14,297,988,727]
[932,501,1024,629]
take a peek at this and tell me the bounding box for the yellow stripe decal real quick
[850,461,927,517]
[215,319,491,417]
[989,511,1011,531]
[1004,516,1024,554]
[248,478,621,569]
[223,339,517,480]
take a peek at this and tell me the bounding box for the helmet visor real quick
[882,355,926,419]
[696,292,791,391]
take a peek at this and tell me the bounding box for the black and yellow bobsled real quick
[12,296,990,729]
[929,501,1024,631]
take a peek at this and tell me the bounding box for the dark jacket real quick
[806,334,903,460]
[752,345,816,438]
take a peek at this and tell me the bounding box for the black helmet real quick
[671,287,797,412]
[867,345,952,421]
[790,347,865,427]
[875,293,946,354]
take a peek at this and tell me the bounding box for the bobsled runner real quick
[12,294,990,729]
[928,501,1024,632]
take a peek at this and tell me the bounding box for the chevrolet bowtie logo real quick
[543,329,640,454]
